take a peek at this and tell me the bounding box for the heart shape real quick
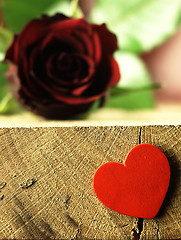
[93,143,170,218]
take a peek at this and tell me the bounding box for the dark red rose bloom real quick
[5,14,120,119]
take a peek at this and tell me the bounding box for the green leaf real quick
[0,26,13,53]
[110,83,161,96]
[106,52,155,109]
[0,62,11,113]
[69,0,83,18]
[1,0,70,33]
[0,62,12,113]
[0,93,23,114]
[106,90,154,110]
[92,0,181,53]
[0,93,12,113]
[0,63,23,114]
[0,63,8,101]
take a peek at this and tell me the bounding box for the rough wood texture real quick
[0,126,180,239]
[140,126,181,239]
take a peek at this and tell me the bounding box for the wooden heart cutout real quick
[93,144,170,218]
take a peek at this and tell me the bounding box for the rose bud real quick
[5,14,120,119]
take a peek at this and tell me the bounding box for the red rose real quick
[5,14,120,119]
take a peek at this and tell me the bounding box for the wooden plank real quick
[140,126,181,239]
[0,126,139,239]
[0,126,180,239]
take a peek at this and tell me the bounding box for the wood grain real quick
[140,126,181,239]
[0,126,180,239]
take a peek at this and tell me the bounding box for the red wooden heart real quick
[93,144,170,218]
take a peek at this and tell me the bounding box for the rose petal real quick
[50,18,88,32]
[41,13,68,25]
[82,55,120,98]
[108,56,121,86]
[46,52,95,87]
[18,14,68,48]
[52,90,104,104]
[92,31,102,65]
[93,23,119,54]
[41,35,86,62]
[71,28,94,58]
[17,46,51,100]
[5,35,19,63]
[23,99,94,119]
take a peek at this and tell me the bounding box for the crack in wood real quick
[0,194,4,200]
[64,212,79,229]
[132,127,144,240]
[20,178,37,189]
[63,194,71,210]
[155,219,160,239]
[139,127,142,145]
[0,181,6,190]
[132,218,143,240]
[75,227,82,240]
[138,218,143,238]
[10,197,55,239]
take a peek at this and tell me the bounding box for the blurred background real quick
[0,0,181,118]
[81,0,181,104]
[142,26,181,103]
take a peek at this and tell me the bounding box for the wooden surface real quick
[0,125,180,239]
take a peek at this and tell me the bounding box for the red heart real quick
[93,144,170,218]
